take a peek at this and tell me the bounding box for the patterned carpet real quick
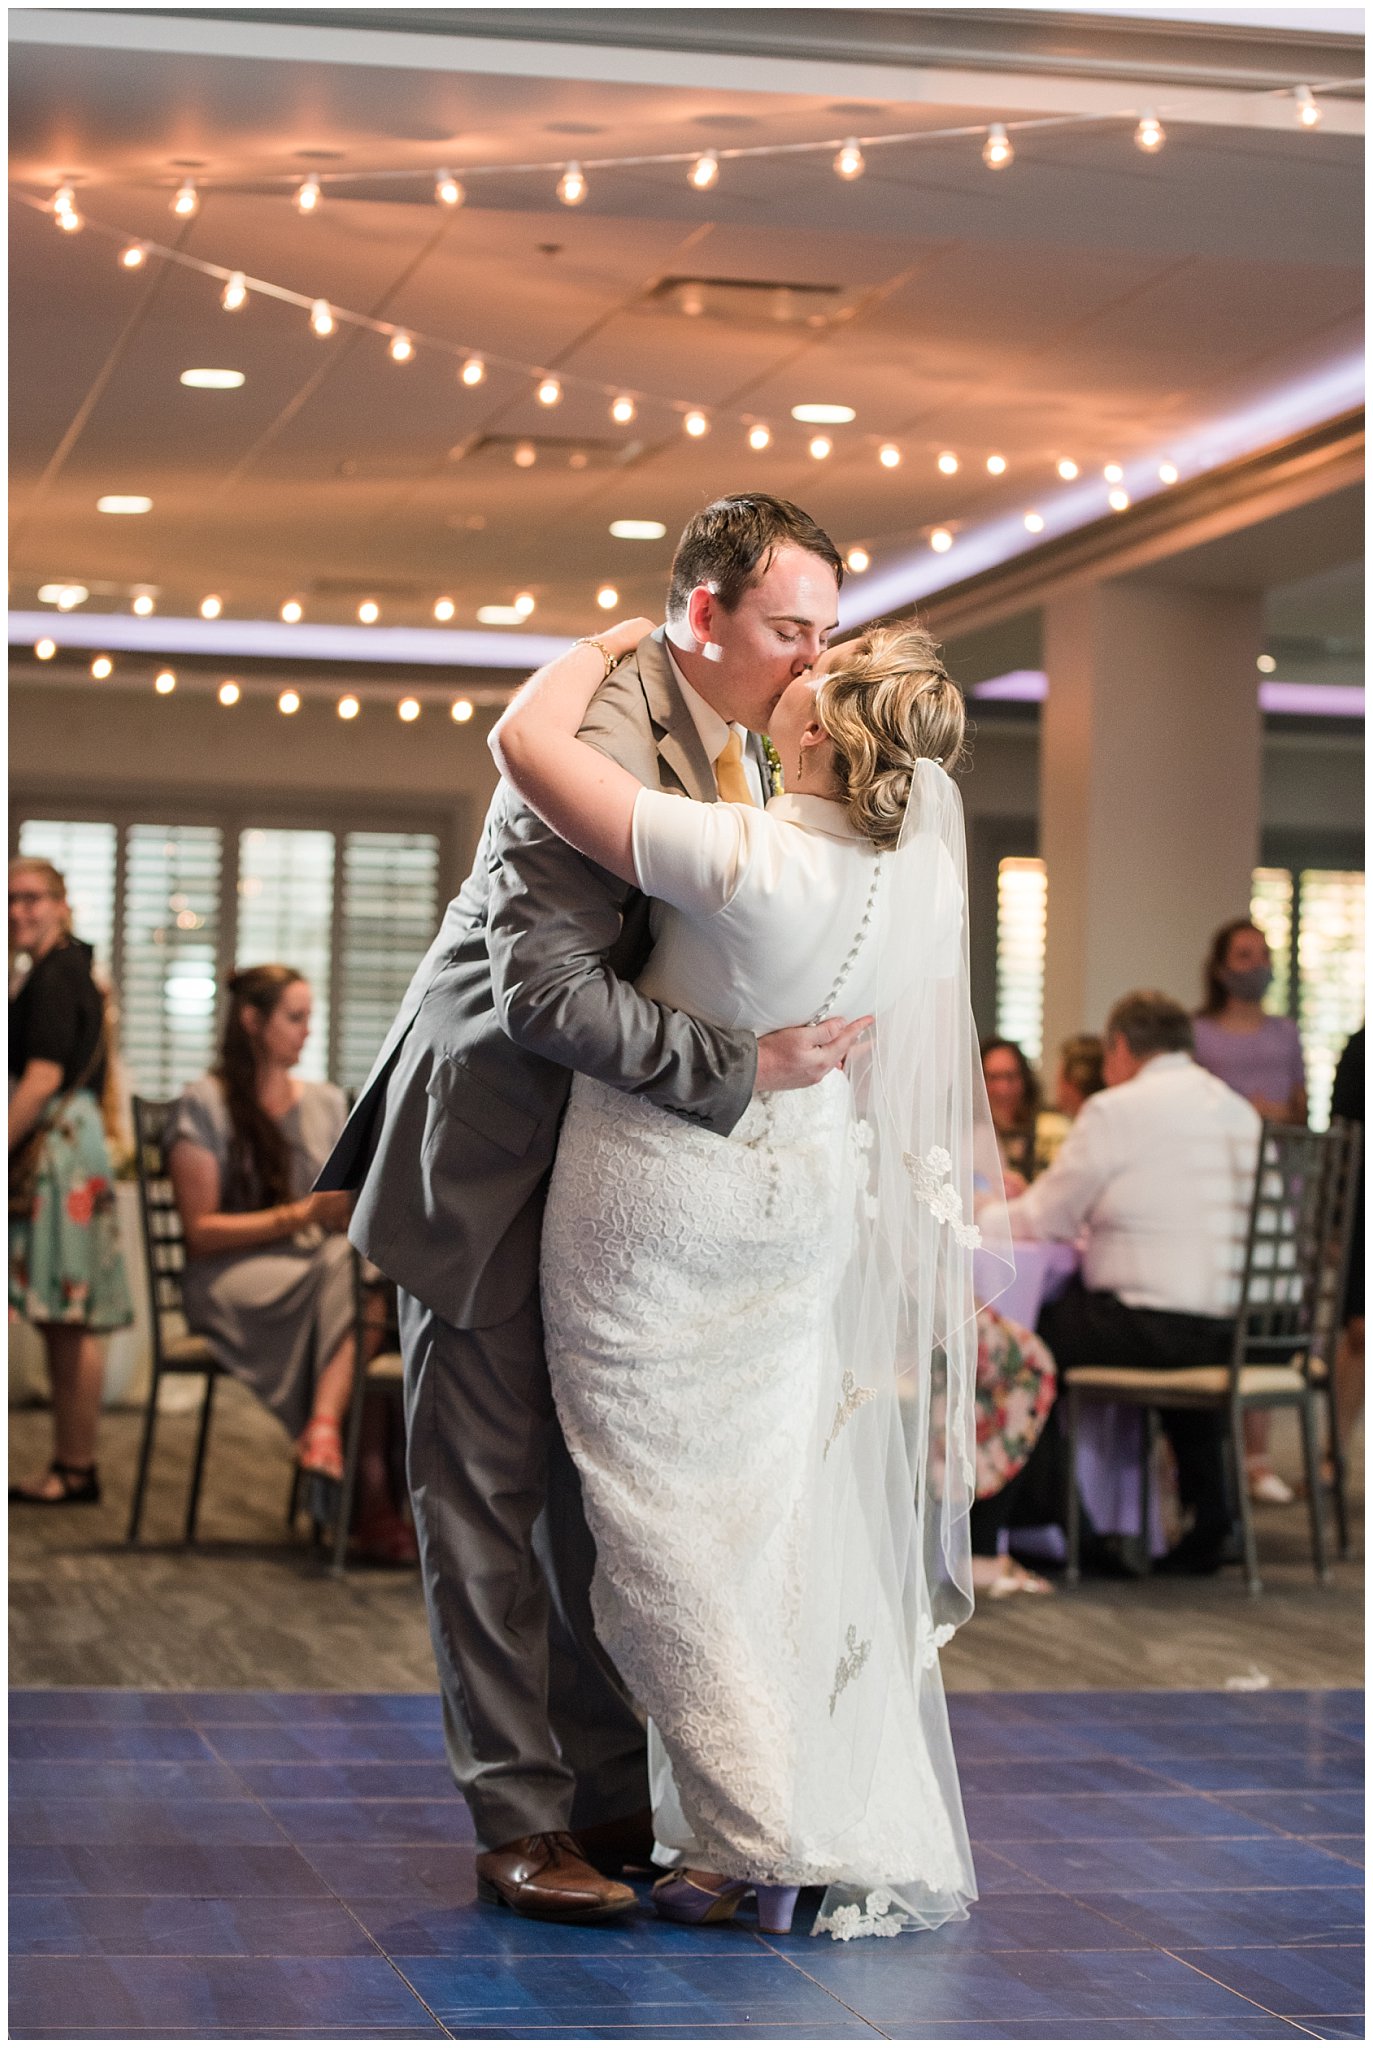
[9,1685,1363,2040]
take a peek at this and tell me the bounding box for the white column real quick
[1039,580,1263,1061]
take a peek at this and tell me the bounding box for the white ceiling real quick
[8,6,1364,652]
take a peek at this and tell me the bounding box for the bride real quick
[490,613,1010,1942]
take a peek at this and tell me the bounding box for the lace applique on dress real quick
[828,1624,871,1716]
[902,1146,982,1249]
[814,1888,906,1941]
[823,1369,876,1459]
[916,1615,957,1669]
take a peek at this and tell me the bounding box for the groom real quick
[317,493,859,1921]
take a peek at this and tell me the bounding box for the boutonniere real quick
[760,735,784,798]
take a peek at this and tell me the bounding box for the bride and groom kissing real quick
[318,491,1007,1942]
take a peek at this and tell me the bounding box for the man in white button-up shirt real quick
[1005,990,1262,1571]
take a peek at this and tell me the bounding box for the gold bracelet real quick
[572,636,616,682]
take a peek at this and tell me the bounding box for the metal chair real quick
[1309,1117,1362,1560]
[1064,1121,1335,1596]
[329,1255,407,1575]
[126,1095,228,1543]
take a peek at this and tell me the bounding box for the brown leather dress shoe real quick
[475,1830,637,1922]
[574,1807,657,1875]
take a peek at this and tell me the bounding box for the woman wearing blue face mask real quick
[1194,917,1308,1506]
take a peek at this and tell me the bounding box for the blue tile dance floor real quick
[9,1687,1363,2041]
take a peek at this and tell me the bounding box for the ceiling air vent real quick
[646,276,848,326]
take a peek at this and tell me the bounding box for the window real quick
[1294,870,1364,1130]
[995,857,1047,1062]
[1249,869,1293,1019]
[11,809,445,1101]
[16,820,118,974]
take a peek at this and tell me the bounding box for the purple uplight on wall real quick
[972,671,1363,718]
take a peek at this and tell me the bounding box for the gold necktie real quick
[713,729,754,806]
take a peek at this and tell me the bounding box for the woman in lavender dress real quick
[1194,917,1307,1503]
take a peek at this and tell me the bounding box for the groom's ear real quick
[684,584,718,651]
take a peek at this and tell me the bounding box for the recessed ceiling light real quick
[97,495,152,514]
[477,605,524,625]
[609,520,667,540]
[180,368,245,390]
[791,404,856,425]
[1256,654,1277,674]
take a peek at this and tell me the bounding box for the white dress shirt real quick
[1002,1052,1262,1318]
[664,642,764,808]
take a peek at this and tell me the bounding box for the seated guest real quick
[1001,990,1261,1574]
[1193,917,1307,1504]
[167,963,413,1562]
[970,1308,1058,1597]
[1035,1032,1105,1172]
[981,1035,1040,1184]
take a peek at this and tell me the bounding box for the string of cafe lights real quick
[26,642,485,723]
[21,71,1352,466]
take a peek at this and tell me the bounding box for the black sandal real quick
[9,1460,101,1506]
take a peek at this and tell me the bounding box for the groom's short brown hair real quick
[667,494,844,621]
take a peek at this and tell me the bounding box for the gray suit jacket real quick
[316,629,760,1330]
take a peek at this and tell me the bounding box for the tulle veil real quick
[793,756,1014,1937]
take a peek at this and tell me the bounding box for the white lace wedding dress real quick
[541,787,979,1939]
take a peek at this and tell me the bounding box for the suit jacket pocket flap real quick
[425,1055,540,1158]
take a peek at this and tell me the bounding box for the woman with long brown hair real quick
[167,964,413,1560]
[9,857,133,1504]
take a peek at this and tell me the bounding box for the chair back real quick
[1231,1121,1330,1377]
[131,1095,194,1366]
[1312,1117,1362,1368]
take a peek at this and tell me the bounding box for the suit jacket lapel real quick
[639,629,718,804]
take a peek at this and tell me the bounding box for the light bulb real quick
[389,332,414,363]
[537,376,562,407]
[1056,457,1079,481]
[557,162,587,206]
[1257,654,1277,675]
[436,170,465,207]
[1135,110,1165,153]
[53,186,81,231]
[218,679,240,706]
[171,179,199,218]
[986,453,1007,475]
[34,638,56,660]
[222,271,247,311]
[690,151,719,190]
[513,442,537,468]
[433,597,456,622]
[513,592,536,618]
[358,599,380,624]
[296,175,321,214]
[596,584,619,610]
[97,495,152,515]
[120,242,147,269]
[878,443,901,469]
[611,394,637,424]
[280,599,303,623]
[310,299,334,338]
[982,124,1014,170]
[845,546,870,573]
[1158,461,1179,485]
[930,528,953,553]
[338,695,360,720]
[132,593,155,616]
[1295,85,1322,128]
[683,410,709,438]
[747,424,772,451]
[808,434,832,460]
[155,669,176,694]
[461,355,486,386]
[937,451,959,475]
[200,594,222,619]
[1103,463,1124,484]
[1108,487,1130,512]
[278,689,301,715]
[398,697,421,722]
[451,698,474,723]
[54,585,87,610]
[91,656,113,679]
[1023,511,1045,533]
[834,138,865,180]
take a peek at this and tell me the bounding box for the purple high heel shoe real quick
[652,1870,800,1934]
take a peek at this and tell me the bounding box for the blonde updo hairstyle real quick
[813,621,967,851]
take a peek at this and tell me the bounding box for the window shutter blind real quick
[235,828,335,1082]
[121,824,223,1098]
[337,831,441,1088]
